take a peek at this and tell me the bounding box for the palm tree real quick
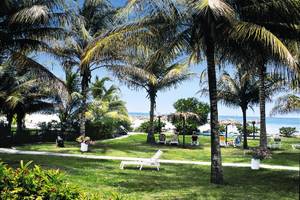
[201,66,282,149]
[225,0,300,149]
[56,0,115,136]
[0,65,57,133]
[58,69,82,133]
[110,47,193,143]
[0,0,70,89]
[81,0,298,184]
[271,95,300,116]
[87,77,129,124]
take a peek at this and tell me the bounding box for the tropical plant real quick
[58,68,82,133]
[0,161,82,199]
[86,77,130,138]
[223,0,300,150]
[0,0,70,90]
[0,65,57,134]
[56,0,116,136]
[271,95,300,116]
[111,54,192,143]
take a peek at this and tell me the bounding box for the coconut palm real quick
[58,69,82,133]
[0,65,57,133]
[110,46,193,143]
[87,77,129,125]
[271,95,300,116]
[225,0,300,149]
[0,0,70,89]
[81,0,298,184]
[201,66,282,149]
[56,0,115,136]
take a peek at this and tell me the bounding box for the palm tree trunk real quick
[259,64,267,149]
[16,112,25,133]
[206,42,223,184]
[6,113,13,136]
[182,116,186,147]
[147,93,156,144]
[80,67,90,136]
[241,107,248,149]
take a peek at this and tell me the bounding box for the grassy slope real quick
[16,134,300,167]
[0,154,299,200]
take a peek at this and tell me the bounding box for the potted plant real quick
[251,148,271,170]
[76,136,93,152]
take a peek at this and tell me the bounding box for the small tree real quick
[173,98,210,134]
[279,127,297,137]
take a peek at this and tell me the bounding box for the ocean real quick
[129,112,300,134]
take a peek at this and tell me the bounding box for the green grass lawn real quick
[15,134,300,167]
[0,153,299,200]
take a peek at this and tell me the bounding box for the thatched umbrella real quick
[168,112,200,147]
[219,120,241,144]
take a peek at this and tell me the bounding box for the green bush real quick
[136,120,166,133]
[0,161,82,199]
[279,127,297,137]
[172,98,210,134]
[236,124,259,135]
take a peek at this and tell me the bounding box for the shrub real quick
[279,127,297,137]
[236,124,259,135]
[136,120,166,133]
[0,161,82,199]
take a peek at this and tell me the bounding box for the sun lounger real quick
[219,136,227,147]
[158,134,167,144]
[233,136,242,147]
[120,150,163,171]
[169,134,179,145]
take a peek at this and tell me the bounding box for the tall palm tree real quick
[226,0,300,149]
[109,48,193,143]
[81,0,297,184]
[57,0,115,136]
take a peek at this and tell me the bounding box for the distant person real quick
[191,132,199,146]
[56,135,64,147]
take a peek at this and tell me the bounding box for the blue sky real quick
[38,0,298,118]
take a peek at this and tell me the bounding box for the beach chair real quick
[268,136,281,149]
[169,134,179,145]
[119,150,163,171]
[158,134,167,144]
[233,136,242,147]
[219,136,227,147]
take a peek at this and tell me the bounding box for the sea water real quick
[129,113,300,135]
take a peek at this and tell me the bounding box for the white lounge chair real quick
[169,134,179,145]
[120,150,163,171]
